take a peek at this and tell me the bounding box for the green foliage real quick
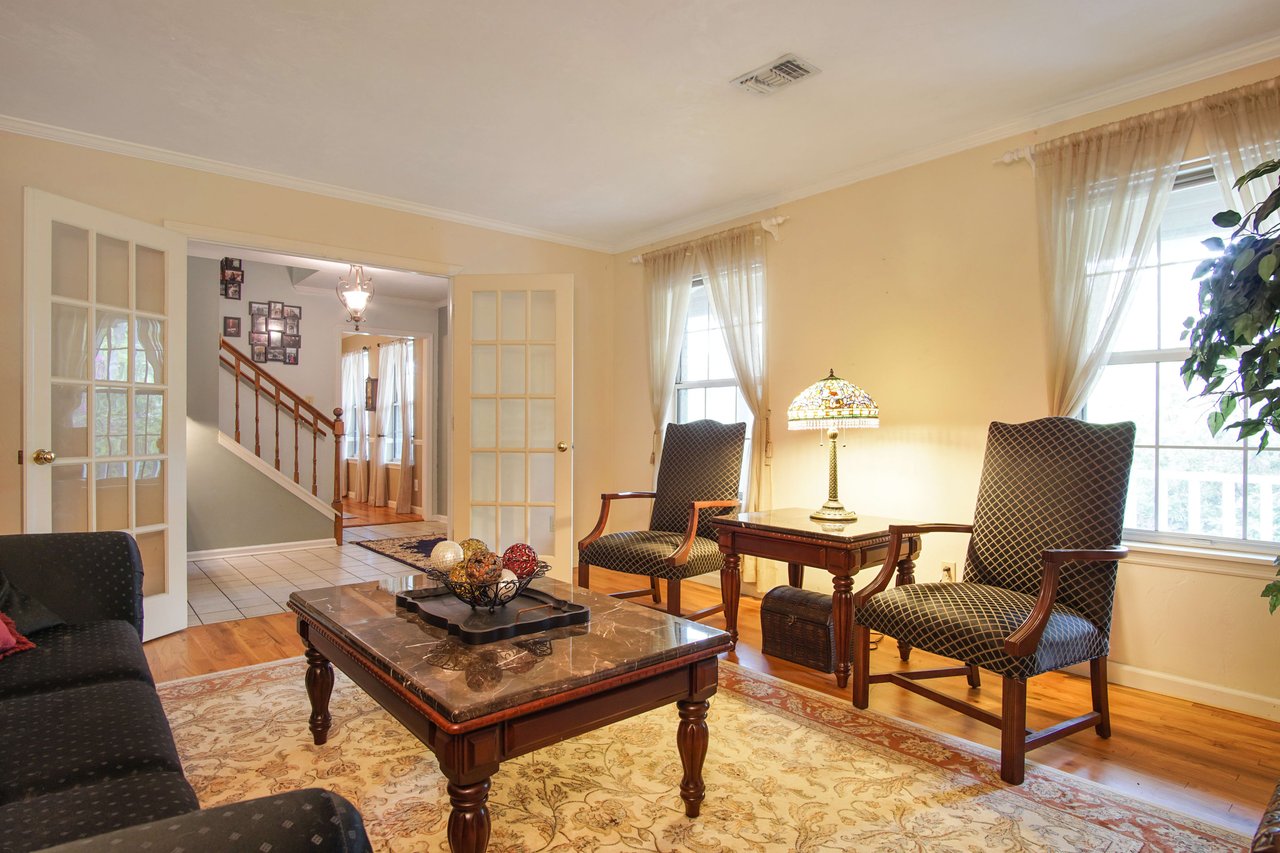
[1182,161,1280,611]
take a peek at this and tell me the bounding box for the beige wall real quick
[2,131,616,544]
[608,58,1280,718]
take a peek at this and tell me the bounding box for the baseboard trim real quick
[188,538,338,562]
[1064,660,1280,721]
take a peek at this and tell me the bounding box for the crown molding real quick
[613,33,1280,254]
[0,114,615,255]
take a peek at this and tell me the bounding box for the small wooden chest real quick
[760,586,854,673]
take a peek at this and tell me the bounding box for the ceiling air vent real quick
[732,53,821,95]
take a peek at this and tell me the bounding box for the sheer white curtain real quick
[339,350,369,502]
[372,341,413,511]
[696,223,772,525]
[695,224,773,586]
[1034,106,1194,416]
[1195,77,1280,213]
[642,245,696,466]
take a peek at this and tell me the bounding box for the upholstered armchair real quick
[578,419,746,620]
[852,417,1135,785]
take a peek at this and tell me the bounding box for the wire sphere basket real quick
[419,561,551,612]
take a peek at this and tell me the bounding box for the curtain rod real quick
[630,216,789,264]
[993,147,1034,166]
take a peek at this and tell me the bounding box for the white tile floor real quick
[185,521,447,627]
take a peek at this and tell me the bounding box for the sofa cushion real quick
[0,681,185,803]
[0,613,34,662]
[0,571,63,636]
[0,770,198,853]
[0,621,152,700]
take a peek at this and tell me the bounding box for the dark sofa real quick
[0,532,371,853]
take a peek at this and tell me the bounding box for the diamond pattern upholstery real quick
[649,420,747,540]
[580,530,724,581]
[581,419,745,581]
[857,417,1135,679]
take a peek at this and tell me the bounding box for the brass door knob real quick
[32,449,56,465]
[557,441,569,452]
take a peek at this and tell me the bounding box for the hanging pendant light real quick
[337,264,374,330]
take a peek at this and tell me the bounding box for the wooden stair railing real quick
[218,339,346,545]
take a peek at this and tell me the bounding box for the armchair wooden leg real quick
[665,579,682,617]
[577,560,590,589]
[966,665,982,689]
[852,624,871,709]
[1090,656,1111,738]
[1000,676,1027,785]
[650,576,662,604]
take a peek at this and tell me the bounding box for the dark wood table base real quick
[713,511,922,689]
[297,618,720,852]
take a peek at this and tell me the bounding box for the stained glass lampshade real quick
[787,370,879,522]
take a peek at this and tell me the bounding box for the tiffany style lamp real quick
[786,369,880,522]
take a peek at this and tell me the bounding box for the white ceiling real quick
[188,242,450,303]
[4,1,1280,253]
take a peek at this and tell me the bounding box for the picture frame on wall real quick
[268,301,284,319]
[267,347,285,362]
[225,282,241,300]
[284,317,299,335]
[249,332,268,347]
[283,305,301,320]
[284,348,299,365]
[249,301,268,317]
[222,316,241,337]
[364,377,378,411]
[251,345,267,363]
[252,315,268,333]
[221,257,242,272]
[268,331,283,348]
[267,316,285,332]
[282,333,301,349]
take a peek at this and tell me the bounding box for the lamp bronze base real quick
[810,503,857,523]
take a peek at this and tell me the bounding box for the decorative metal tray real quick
[396,585,589,645]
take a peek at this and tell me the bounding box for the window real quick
[673,281,752,496]
[1084,162,1280,548]
[386,342,415,464]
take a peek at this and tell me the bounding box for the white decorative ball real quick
[431,539,465,568]
[499,569,518,585]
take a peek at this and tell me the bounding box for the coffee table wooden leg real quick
[447,778,491,853]
[304,645,333,745]
[720,552,741,649]
[895,553,916,662]
[832,574,853,689]
[677,698,709,818]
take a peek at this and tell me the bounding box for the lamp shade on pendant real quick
[786,369,879,431]
[337,264,375,329]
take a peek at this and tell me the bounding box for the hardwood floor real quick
[340,497,423,528]
[145,564,1277,837]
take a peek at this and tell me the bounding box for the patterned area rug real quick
[157,660,1244,852]
[355,535,446,571]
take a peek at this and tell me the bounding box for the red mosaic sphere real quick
[502,543,540,579]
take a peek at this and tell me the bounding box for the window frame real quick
[1086,159,1279,554]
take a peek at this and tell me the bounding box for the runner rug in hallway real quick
[354,535,446,571]
[157,659,1244,852]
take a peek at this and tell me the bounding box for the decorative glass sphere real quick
[431,540,465,568]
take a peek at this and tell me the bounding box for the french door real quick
[23,189,188,640]
[452,275,573,576]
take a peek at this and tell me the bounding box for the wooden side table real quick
[711,509,922,689]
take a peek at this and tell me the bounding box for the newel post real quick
[332,407,345,546]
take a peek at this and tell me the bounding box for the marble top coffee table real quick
[288,575,731,853]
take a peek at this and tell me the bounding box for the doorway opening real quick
[339,332,435,527]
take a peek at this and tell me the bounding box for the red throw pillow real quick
[0,611,35,660]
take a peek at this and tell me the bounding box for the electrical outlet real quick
[941,561,956,582]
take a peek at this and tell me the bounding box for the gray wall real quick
[186,256,333,550]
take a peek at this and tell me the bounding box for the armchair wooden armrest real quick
[1004,546,1129,657]
[852,523,974,608]
[670,500,740,564]
[578,491,658,552]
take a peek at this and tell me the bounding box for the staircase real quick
[218,339,347,544]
